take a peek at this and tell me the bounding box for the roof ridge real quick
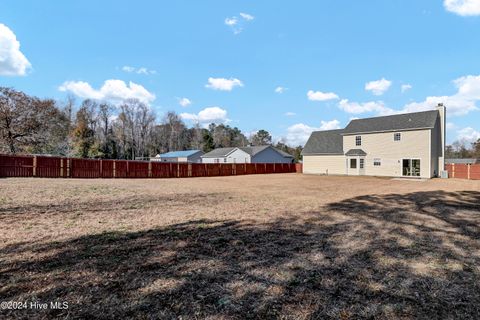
[348,109,437,122]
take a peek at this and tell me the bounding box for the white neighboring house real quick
[151,150,204,163]
[201,146,294,164]
[301,104,446,179]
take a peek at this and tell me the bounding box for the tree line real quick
[0,87,303,161]
[446,140,480,159]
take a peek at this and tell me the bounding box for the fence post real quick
[126,160,129,178]
[32,156,37,177]
[452,163,455,178]
[60,158,64,178]
[113,161,116,178]
[148,161,152,178]
[66,158,70,178]
[99,159,103,178]
[468,164,471,180]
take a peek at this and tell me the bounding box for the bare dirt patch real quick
[1,174,479,319]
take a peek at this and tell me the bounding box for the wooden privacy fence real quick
[446,163,480,180]
[0,154,300,179]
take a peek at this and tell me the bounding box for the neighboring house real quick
[445,159,478,165]
[302,104,446,178]
[201,146,294,163]
[151,150,204,163]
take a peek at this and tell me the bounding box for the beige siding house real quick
[302,104,446,178]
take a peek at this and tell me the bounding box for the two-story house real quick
[301,104,446,178]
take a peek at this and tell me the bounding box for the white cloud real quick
[0,24,31,76]
[457,127,480,143]
[180,107,228,124]
[284,120,340,146]
[59,79,156,105]
[284,112,296,116]
[122,65,156,75]
[225,12,254,34]
[307,90,339,101]
[444,0,480,16]
[401,84,412,93]
[178,97,192,107]
[205,77,244,91]
[446,122,457,130]
[365,78,392,96]
[320,119,341,130]
[339,99,394,115]
[240,13,255,21]
[275,86,287,94]
[401,75,480,116]
[284,123,318,146]
[224,17,238,26]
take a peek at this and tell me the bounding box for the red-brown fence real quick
[446,163,480,180]
[0,154,300,179]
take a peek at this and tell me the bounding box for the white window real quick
[374,158,381,166]
[394,133,401,141]
[223,158,227,163]
[360,159,364,169]
[214,159,219,163]
[355,136,361,146]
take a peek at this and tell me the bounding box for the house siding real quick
[303,155,346,175]
[252,147,293,163]
[343,129,432,178]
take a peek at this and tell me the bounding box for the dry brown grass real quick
[1,174,480,319]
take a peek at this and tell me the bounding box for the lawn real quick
[1,174,480,319]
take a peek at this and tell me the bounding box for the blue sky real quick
[1,0,480,145]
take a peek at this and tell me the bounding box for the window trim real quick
[355,135,362,146]
[360,158,364,169]
[394,132,401,141]
[373,158,381,166]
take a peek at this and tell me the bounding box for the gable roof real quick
[239,146,294,158]
[301,129,344,155]
[275,148,295,158]
[345,149,367,156]
[201,147,237,158]
[343,110,438,135]
[158,150,203,158]
[239,145,270,156]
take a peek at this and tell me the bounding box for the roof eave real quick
[341,126,434,135]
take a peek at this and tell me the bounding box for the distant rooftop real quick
[157,150,202,158]
[445,158,478,165]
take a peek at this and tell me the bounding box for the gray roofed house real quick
[202,145,294,164]
[302,104,446,178]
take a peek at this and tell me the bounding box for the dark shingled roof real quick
[201,147,236,158]
[301,129,344,155]
[343,110,439,135]
[239,146,270,156]
[240,146,293,158]
[345,149,367,156]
